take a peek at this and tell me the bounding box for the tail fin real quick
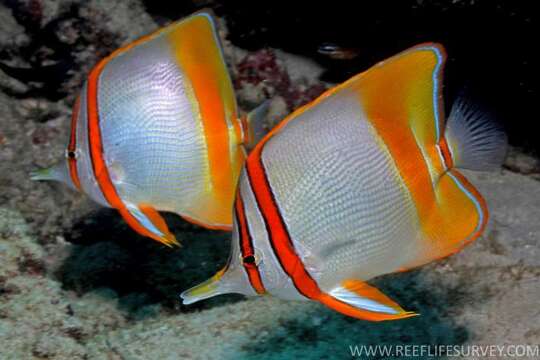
[445,97,507,171]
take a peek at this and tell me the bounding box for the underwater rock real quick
[504,148,540,178]
[0,207,128,359]
[0,90,89,244]
[0,4,28,46]
[0,0,157,100]
[234,48,326,111]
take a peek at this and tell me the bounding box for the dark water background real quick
[147,0,536,154]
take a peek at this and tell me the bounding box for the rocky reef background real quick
[0,1,538,359]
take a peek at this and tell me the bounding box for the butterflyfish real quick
[181,43,507,320]
[31,11,268,246]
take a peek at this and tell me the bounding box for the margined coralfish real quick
[181,43,507,320]
[32,11,267,246]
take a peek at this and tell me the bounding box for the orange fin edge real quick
[138,204,179,247]
[178,213,232,232]
[317,280,418,321]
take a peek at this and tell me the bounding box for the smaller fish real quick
[31,11,268,246]
[317,43,361,60]
[181,43,507,321]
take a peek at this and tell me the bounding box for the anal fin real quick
[126,203,179,247]
[318,279,417,321]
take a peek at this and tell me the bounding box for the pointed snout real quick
[180,262,259,305]
[180,268,227,305]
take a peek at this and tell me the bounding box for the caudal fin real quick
[445,97,507,171]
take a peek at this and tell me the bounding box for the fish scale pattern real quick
[261,90,421,289]
[97,35,209,215]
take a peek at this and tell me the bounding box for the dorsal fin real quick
[339,44,488,270]
[338,44,489,269]
[355,44,446,146]
[342,44,448,182]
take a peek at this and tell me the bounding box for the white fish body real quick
[181,43,507,321]
[32,12,268,246]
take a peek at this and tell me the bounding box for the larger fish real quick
[31,12,267,246]
[181,43,507,320]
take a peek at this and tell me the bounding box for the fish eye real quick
[242,255,256,265]
[240,249,263,267]
[66,150,77,159]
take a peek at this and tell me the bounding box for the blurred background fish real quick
[181,43,507,321]
[30,11,268,246]
[317,42,361,60]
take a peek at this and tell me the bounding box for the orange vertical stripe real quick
[235,191,266,294]
[169,15,243,211]
[355,45,485,251]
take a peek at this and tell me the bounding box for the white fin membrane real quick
[445,96,508,171]
[329,286,400,315]
[125,203,164,239]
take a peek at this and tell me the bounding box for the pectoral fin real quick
[125,203,179,247]
[318,279,417,321]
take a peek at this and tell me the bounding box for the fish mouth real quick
[180,267,227,305]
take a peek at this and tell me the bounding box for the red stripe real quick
[245,144,321,300]
[67,96,82,190]
[245,131,417,320]
[438,137,454,169]
[235,191,266,294]
[86,58,166,243]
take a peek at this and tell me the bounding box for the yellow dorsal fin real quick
[168,11,242,226]
[338,44,488,270]
[348,45,488,269]
[342,44,448,183]
[356,44,446,147]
